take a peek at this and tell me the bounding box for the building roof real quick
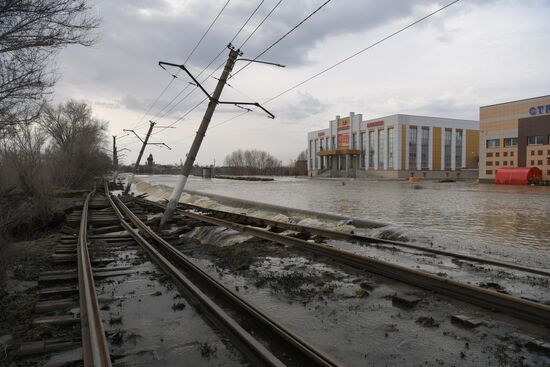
[480,94,550,109]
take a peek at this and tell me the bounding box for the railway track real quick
[136,197,550,278]
[105,183,341,367]
[131,196,550,328]
[77,190,112,367]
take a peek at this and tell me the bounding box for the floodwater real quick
[135,175,550,268]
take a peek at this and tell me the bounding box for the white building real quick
[307,113,480,179]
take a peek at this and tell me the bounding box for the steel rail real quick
[77,190,112,367]
[138,198,550,278]
[144,200,550,327]
[105,186,340,367]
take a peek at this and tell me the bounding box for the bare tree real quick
[296,150,307,161]
[41,100,110,188]
[224,149,283,175]
[2,124,48,196]
[0,0,99,128]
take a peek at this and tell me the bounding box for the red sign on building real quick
[366,120,384,128]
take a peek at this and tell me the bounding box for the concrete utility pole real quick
[159,47,238,229]
[124,121,156,194]
[112,136,118,170]
[158,44,278,229]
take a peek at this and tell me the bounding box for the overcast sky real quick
[53,0,550,166]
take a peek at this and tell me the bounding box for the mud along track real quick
[135,198,550,328]
[105,185,340,367]
[77,190,112,367]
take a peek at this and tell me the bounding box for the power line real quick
[231,0,332,79]
[130,0,232,131]
[264,0,460,105]
[230,0,266,44]
[184,0,231,66]
[238,0,284,49]
[148,0,270,132]
[170,0,462,143]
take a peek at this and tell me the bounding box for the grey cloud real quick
[275,91,327,121]
[55,0,500,129]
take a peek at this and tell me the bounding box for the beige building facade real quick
[479,95,550,183]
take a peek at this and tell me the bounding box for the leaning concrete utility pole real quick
[124,121,155,194]
[159,48,239,228]
[158,44,278,228]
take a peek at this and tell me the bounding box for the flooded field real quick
[135,175,550,269]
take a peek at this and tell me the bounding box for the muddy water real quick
[136,175,550,269]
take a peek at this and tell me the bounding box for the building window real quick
[503,161,508,166]
[510,161,514,165]
[486,170,493,174]
[325,137,329,151]
[486,152,493,158]
[538,160,543,165]
[378,129,385,168]
[495,161,500,166]
[444,129,452,169]
[409,126,417,169]
[504,138,518,147]
[538,150,543,156]
[456,129,463,169]
[387,128,394,169]
[368,131,375,168]
[360,132,366,168]
[531,160,535,165]
[531,151,535,156]
[510,151,514,157]
[331,136,335,149]
[503,151,508,157]
[495,152,500,157]
[486,161,493,166]
[421,127,429,169]
[527,135,544,145]
[486,139,500,148]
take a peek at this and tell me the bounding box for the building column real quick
[462,132,467,168]
[441,129,445,170]
[383,127,388,170]
[374,131,379,170]
[416,127,422,170]
[393,126,399,169]
[428,127,433,170]
[405,126,410,170]
[451,128,456,171]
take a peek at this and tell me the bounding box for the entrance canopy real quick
[317,149,361,156]
[495,167,542,185]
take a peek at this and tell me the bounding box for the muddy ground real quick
[2,195,550,366]
[170,218,550,366]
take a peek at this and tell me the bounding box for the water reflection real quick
[138,175,550,267]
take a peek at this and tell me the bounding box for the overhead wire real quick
[129,0,232,132]
[150,0,277,135]
[230,0,332,79]
[166,0,461,146]
[238,0,284,49]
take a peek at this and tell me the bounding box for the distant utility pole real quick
[158,44,279,229]
[123,121,172,194]
[112,136,118,170]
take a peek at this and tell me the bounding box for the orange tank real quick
[495,167,542,185]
